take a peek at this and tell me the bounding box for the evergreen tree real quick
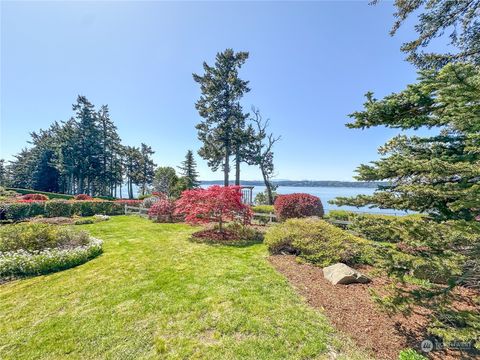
[193,49,250,186]
[138,143,156,196]
[0,159,6,186]
[378,0,480,69]
[178,150,200,189]
[332,63,480,221]
[124,146,142,199]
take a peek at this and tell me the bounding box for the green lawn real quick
[0,216,367,359]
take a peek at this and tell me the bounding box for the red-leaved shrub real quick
[148,198,177,222]
[74,194,93,201]
[274,193,324,221]
[175,185,252,230]
[20,193,49,201]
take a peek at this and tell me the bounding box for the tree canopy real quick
[332,63,480,220]
[380,0,480,69]
[193,49,250,186]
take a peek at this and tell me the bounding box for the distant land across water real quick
[200,180,387,188]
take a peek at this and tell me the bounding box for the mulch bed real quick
[269,255,479,360]
[191,228,242,242]
[29,217,76,225]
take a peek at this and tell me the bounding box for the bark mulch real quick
[269,255,479,360]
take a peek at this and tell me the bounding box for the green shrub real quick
[0,238,102,278]
[0,202,46,221]
[265,218,371,267]
[45,200,72,217]
[325,210,356,221]
[252,205,274,214]
[0,223,90,252]
[74,219,95,225]
[0,223,102,279]
[398,349,428,360]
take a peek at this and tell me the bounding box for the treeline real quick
[1,96,155,198]
[201,180,386,188]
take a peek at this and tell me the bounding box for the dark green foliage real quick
[44,200,72,218]
[265,218,371,267]
[378,0,480,69]
[74,219,95,225]
[332,64,480,221]
[6,96,154,198]
[193,49,250,186]
[178,150,200,189]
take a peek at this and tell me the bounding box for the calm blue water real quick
[248,185,408,215]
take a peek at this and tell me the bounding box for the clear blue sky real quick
[1,1,421,181]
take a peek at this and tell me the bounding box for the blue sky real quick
[1,1,422,181]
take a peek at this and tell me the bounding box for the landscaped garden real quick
[0,215,370,360]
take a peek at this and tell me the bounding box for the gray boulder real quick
[323,263,370,285]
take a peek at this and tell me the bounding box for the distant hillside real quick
[200,180,386,188]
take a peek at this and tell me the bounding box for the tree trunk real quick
[235,147,241,186]
[224,145,230,187]
[261,168,274,205]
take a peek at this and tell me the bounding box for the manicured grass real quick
[0,216,366,359]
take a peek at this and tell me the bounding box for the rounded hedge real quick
[0,223,103,279]
[274,193,324,221]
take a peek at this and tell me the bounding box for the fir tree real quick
[332,63,480,221]
[178,150,200,189]
[193,49,250,186]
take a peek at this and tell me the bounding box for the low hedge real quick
[0,200,124,221]
[6,188,115,200]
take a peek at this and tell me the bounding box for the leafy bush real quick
[274,193,324,221]
[21,193,49,201]
[0,223,102,279]
[148,198,177,222]
[265,218,371,267]
[175,185,252,231]
[252,205,274,214]
[0,202,45,221]
[45,200,72,217]
[74,219,95,225]
[325,210,356,221]
[74,194,93,201]
[254,190,277,205]
[398,349,428,360]
[0,223,90,252]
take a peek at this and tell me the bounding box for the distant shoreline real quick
[200,180,385,189]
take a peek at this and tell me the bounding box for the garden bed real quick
[0,223,103,282]
[269,255,480,360]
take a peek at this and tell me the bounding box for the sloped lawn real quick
[0,216,366,359]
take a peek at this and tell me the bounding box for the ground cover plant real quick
[0,223,102,280]
[0,216,368,359]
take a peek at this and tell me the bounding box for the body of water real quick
[248,185,408,215]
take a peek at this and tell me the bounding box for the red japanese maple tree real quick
[175,185,252,231]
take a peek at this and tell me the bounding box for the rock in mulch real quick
[323,262,370,285]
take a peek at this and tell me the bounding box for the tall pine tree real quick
[193,49,250,186]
